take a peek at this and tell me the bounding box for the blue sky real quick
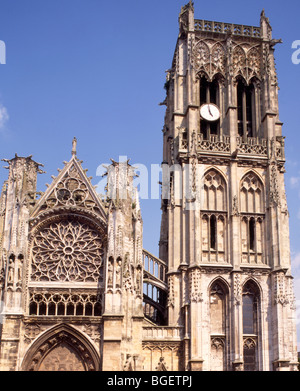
[1,0,300,346]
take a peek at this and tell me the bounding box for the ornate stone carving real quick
[211,42,226,75]
[269,164,280,207]
[178,126,188,150]
[31,220,104,282]
[156,356,168,371]
[274,272,289,306]
[179,1,193,36]
[243,337,257,349]
[190,268,202,303]
[107,257,114,287]
[247,46,260,79]
[123,253,133,291]
[28,331,96,371]
[236,137,267,156]
[192,40,225,79]
[230,43,262,82]
[82,323,101,344]
[233,273,242,305]
[24,323,42,343]
[115,257,122,288]
[143,341,181,352]
[232,195,239,216]
[193,41,210,71]
[135,265,142,295]
[29,291,102,316]
[123,354,135,371]
[232,45,246,77]
[211,337,225,349]
[194,19,261,38]
[198,134,231,153]
[167,275,175,308]
[262,42,270,78]
[39,163,103,218]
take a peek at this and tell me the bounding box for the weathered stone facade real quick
[0,2,298,371]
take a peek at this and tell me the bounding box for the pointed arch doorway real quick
[22,324,100,371]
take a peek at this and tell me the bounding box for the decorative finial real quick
[72,137,77,156]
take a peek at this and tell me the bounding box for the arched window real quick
[242,281,259,371]
[237,79,255,138]
[201,170,227,263]
[209,281,227,370]
[240,172,264,214]
[203,170,227,212]
[210,282,226,334]
[240,173,265,264]
[200,76,220,139]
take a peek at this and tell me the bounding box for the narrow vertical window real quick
[237,80,254,138]
[240,173,265,264]
[210,215,216,250]
[242,294,257,334]
[210,282,227,371]
[210,283,225,334]
[242,281,259,370]
[246,87,253,137]
[242,282,258,335]
[237,82,244,137]
[249,218,255,251]
[200,76,208,106]
[202,170,227,263]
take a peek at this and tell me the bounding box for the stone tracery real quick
[31,220,104,282]
[41,164,103,218]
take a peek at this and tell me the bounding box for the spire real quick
[179,0,194,35]
[260,8,272,40]
[72,137,77,156]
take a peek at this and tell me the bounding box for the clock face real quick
[200,104,220,122]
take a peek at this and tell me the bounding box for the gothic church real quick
[0,2,298,371]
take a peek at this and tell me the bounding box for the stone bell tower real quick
[159,2,298,371]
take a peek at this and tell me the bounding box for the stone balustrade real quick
[143,326,183,340]
[194,19,261,38]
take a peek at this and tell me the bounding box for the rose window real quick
[31,220,104,282]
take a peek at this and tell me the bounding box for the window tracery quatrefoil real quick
[31,220,104,282]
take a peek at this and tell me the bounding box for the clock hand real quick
[208,104,213,117]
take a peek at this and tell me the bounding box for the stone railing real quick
[143,326,183,340]
[194,19,261,38]
[237,136,267,156]
[179,133,284,159]
[275,136,285,161]
[198,134,231,153]
[143,249,167,284]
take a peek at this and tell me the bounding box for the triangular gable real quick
[31,155,107,224]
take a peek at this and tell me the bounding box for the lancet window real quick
[242,281,260,371]
[240,172,265,264]
[209,281,227,370]
[237,79,255,139]
[201,170,227,263]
